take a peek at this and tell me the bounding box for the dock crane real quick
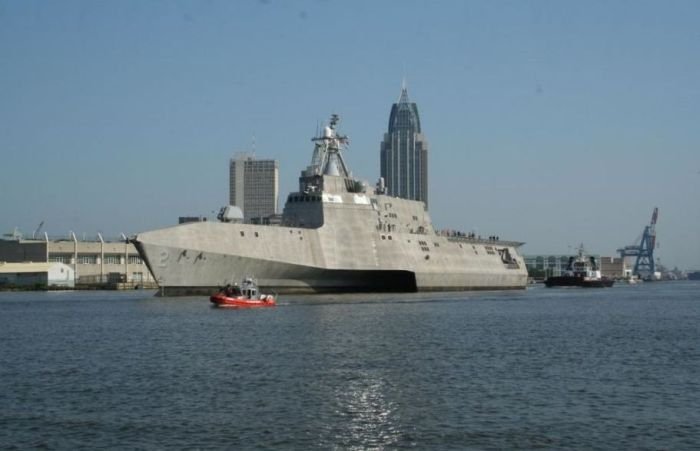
[32,221,45,239]
[617,207,658,278]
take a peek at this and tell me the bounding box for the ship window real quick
[240,231,245,237]
[388,236,393,240]
[299,236,303,240]
[381,235,386,240]
[255,232,259,237]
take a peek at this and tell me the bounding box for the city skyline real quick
[1,1,699,269]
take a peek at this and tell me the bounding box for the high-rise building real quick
[380,82,429,209]
[229,153,279,222]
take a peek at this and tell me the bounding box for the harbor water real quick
[1,282,699,449]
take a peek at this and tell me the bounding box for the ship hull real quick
[132,115,528,296]
[133,221,528,296]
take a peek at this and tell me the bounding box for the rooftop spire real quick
[398,78,410,103]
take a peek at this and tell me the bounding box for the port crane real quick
[617,207,658,278]
[32,221,45,239]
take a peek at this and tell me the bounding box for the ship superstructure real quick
[132,115,527,295]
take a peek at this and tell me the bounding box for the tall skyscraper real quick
[229,153,279,222]
[380,82,429,209]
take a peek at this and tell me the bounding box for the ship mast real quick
[307,114,351,177]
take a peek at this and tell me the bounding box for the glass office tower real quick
[380,83,429,209]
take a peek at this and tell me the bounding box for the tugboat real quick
[544,245,614,288]
[210,277,276,308]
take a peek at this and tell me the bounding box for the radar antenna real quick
[308,114,351,177]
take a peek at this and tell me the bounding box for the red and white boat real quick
[210,277,276,308]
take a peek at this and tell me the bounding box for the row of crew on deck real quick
[437,230,500,241]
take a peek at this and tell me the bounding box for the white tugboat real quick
[544,245,615,288]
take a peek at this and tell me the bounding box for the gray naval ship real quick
[132,115,528,295]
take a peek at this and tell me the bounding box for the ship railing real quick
[445,236,525,247]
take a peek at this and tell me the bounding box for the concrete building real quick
[380,82,429,209]
[600,257,625,279]
[0,262,75,288]
[0,233,155,287]
[229,153,279,222]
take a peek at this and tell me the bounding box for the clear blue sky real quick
[1,0,699,269]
